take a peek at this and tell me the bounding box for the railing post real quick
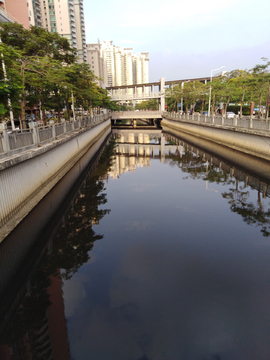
[30,122,40,146]
[63,121,66,134]
[250,118,253,129]
[52,123,56,140]
[233,116,238,127]
[0,123,10,153]
[222,116,225,125]
[197,113,200,123]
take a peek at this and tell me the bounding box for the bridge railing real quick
[112,110,162,117]
[110,92,162,100]
[0,114,110,160]
[162,112,270,132]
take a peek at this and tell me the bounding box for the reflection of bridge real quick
[111,129,184,169]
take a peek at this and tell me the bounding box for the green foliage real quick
[0,23,116,125]
[166,58,270,118]
[135,99,159,110]
[227,105,251,115]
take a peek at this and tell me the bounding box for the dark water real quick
[1,128,270,360]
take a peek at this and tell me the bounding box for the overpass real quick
[106,76,212,111]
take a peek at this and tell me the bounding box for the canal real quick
[0,125,270,360]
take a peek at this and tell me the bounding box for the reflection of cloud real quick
[65,233,270,360]
[176,205,196,212]
[63,273,89,317]
[129,183,157,192]
[125,220,153,231]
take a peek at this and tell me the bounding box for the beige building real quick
[86,43,104,87]
[40,0,87,63]
[87,40,149,92]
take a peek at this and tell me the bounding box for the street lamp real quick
[208,66,225,116]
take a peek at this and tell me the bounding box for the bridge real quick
[106,76,212,111]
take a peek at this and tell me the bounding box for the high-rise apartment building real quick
[0,0,30,28]
[86,43,104,87]
[0,0,87,63]
[86,40,149,90]
[40,0,87,63]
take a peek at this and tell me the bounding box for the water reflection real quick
[1,128,270,359]
[0,138,114,359]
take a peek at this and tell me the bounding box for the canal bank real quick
[0,119,111,243]
[161,118,270,161]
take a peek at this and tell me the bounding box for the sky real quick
[84,0,270,82]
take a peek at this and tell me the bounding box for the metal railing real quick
[0,114,111,159]
[162,112,270,132]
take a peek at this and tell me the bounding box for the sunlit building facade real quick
[86,40,149,91]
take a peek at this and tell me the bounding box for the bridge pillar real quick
[160,134,165,163]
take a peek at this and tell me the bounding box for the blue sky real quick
[84,0,270,82]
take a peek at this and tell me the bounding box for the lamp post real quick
[208,66,225,116]
[181,80,190,113]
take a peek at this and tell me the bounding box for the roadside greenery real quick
[0,23,117,128]
[166,59,270,118]
[135,99,159,110]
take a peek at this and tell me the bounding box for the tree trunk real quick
[56,95,61,123]
[66,98,70,121]
[265,87,270,120]
[211,95,215,116]
[41,95,47,126]
[224,95,231,114]
[185,101,189,115]
[201,99,205,115]
[258,92,262,119]
[240,86,246,118]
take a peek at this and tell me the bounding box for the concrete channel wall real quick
[161,117,270,161]
[0,118,111,243]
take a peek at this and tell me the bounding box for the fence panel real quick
[9,131,34,151]
[39,127,53,142]
[55,124,64,136]
[66,123,73,132]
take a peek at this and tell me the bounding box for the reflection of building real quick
[108,131,182,178]
[0,272,70,360]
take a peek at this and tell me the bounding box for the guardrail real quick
[0,114,110,160]
[162,112,270,132]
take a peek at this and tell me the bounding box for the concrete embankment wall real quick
[162,124,270,186]
[0,119,111,243]
[161,118,270,161]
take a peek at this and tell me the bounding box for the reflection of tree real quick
[222,183,270,237]
[0,139,115,350]
[166,138,270,237]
